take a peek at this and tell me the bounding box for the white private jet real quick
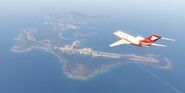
[110,31,175,47]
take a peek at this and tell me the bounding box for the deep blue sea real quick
[1,2,185,93]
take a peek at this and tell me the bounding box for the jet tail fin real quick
[140,35,162,43]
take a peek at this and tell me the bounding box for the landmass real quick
[11,13,171,80]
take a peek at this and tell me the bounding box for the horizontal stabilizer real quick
[161,37,176,41]
[151,43,167,47]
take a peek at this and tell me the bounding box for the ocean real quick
[0,8,185,93]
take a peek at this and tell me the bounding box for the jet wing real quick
[109,39,130,47]
[151,43,167,47]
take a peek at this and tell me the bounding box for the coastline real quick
[11,44,172,80]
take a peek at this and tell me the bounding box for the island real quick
[11,13,171,80]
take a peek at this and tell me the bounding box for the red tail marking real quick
[140,35,161,43]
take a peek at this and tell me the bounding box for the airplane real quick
[110,31,175,47]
